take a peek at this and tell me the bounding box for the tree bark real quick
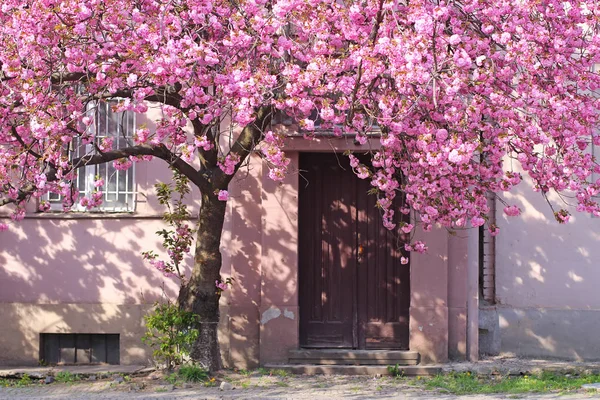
[178,190,226,371]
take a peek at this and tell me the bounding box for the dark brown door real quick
[299,153,410,350]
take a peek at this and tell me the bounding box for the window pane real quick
[44,100,136,212]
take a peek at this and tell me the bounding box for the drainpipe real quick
[466,222,479,361]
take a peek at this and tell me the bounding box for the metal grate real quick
[47,101,136,212]
[40,333,120,365]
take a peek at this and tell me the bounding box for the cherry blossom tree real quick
[2,0,600,369]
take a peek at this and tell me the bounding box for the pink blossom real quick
[127,74,138,86]
[449,35,461,45]
[471,216,486,227]
[504,205,521,217]
[1,0,600,263]
[218,190,229,201]
[401,223,414,234]
[412,241,428,254]
[38,201,51,212]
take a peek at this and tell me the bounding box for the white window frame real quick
[45,100,137,213]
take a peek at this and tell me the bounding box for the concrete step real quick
[264,364,441,376]
[288,349,419,365]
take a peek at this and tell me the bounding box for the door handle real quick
[357,245,364,263]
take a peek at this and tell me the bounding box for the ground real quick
[3,358,600,399]
[2,368,600,399]
[0,375,600,400]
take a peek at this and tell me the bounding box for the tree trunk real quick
[178,190,226,371]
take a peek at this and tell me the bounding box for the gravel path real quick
[1,375,600,400]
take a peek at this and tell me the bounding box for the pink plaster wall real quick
[0,157,200,306]
[495,165,600,360]
[496,179,600,309]
[1,132,470,367]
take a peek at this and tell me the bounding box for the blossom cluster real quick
[0,0,599,256]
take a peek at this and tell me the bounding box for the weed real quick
[178,364,209,383]
[206,377,218,387]
[388,364,406,377]
[55,371,80,384]
[14,374,34,387]
[275,381,290,387]
[419,372,600,395]
[271,369,291,378]
[165,373,179,385]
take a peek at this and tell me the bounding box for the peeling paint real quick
[260,307,281,324]
[283,308,295,320]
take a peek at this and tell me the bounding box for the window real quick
[46,101,137,212]
[40,333,120,365]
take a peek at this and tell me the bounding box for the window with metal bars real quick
[46,101,137,212]
[40,333,120,365]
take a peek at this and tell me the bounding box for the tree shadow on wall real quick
[0,214,183,366]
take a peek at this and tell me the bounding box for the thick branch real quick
[11,127,42,159]
[214,106,272,188]
[73,144,207,189]
[191,118,218,170]
[49,70,184,110]
[0,144,208,208]
[50,72,87,84]
[109,83,184,110]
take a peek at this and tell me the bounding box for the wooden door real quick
[299,153,410,350]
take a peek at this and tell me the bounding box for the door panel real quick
[356,174,410,349]
[299,153,409,349]
[299,153,356,348]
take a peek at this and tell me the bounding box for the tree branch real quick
[0,144,208,208]
[214,106,272,188]
[11,127,42,159]
[49,70,185,110]
[73,144,208,189]
[50,72,87,84]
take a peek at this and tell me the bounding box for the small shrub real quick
[14,374,33,387]
[55,371,79,383]
[178,364,209,383]
[165,373,179,384]
[142,300,199,370]
[388,364,406,377]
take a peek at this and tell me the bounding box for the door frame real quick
[249,138,458,364]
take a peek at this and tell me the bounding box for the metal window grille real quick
[47,101,136,212]
[40,333,120,365]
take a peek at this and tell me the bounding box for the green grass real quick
[164,373,179,385]
[270,369,291,378]
[54,371,80,384]
[0,374,36,388]
[419,372,600,395]
[178,364,209,383]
